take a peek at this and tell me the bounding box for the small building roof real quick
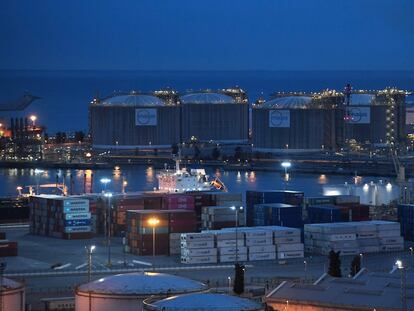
[148,293,263,311]
[266,270,414,310]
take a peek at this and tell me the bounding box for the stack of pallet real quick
[201,206,245,230]
[180,232,217,264]
[304,221,404,255]
[30,195,92,239]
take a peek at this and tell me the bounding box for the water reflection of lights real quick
[325,190,341,196]
[248,171,256,183]
[283,173,290,182]
[386,182,392,192]
[146,166,154,183]
[215,169,221,178]
[318,174,327,184]
[236,171,241,183]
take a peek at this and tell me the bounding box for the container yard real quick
[180,225,304,264]
[304,221,404,255]
[246,190,304,226]
[29,195,92,239]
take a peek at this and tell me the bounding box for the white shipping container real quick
[381,244,404,252]
[63,205,89,213]
[218,246,247,255]
[181,255,217,264]
[181,248,217,257]
[181,233,214,242]
[357,232,377,239]
[219,254,248,263]
[215,231,244,240]
[379,236,404,244]
[217,239,245,248]
[244,230,272,239]
[181,240,215,249]
[276,243,304,252]
[274,236,301,244]
[246,238,273,246]
[248,252,276,261]
[359,246,380,253]
[248,245,276,253]
[377,230,401,238]
[328,234,357,241]
[277,251,304,259]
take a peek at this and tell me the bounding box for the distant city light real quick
[281,161,291,169]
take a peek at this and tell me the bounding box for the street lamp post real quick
[104,192,112,267]
[396,260,407,311]
[304,260,308,282]
[30,115,37,127]
[359,253,364,268]
[281,161,291,189]
[230,206,243,263]
[100,177,111,192]
[148,217,160,257]
[85,245,95,282]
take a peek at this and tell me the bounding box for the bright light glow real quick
[104,192,112,198]
[90,245,96,252]
[85,152,92,158]
[148,217,160,227]
[363,183,369,192]
[324,190,341,196]
[281,161,292,168]
[16,186,23,191]
[100,178,111,185]
[386,182,392,191]
[34,169,44,174]
[30,115,37,122]
[395,260,403,269]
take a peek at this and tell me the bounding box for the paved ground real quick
[2,226,414,310]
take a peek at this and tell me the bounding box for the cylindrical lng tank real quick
[143,293,263,311]
[90,93,180,150]
[1,277,25,311]
[75,272,207,311]
[252,96,340,151]
[180,92,249,143]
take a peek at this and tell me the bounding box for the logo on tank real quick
[269,110,290,128]
[135,109,157,126]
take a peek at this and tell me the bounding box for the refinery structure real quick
[89,86,409,153]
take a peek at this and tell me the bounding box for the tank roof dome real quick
[262,96,312,109]
[101,94,165,106]
[148,293,262,311]
[77,272,207,295]
[180,93,235,104]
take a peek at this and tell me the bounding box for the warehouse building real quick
[180,92,249,143]
[90,92,180,150]
[251,95,343,151]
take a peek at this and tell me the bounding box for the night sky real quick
[1,0,414,71]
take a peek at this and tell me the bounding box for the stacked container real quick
[244,229,275,261]
[214,231,247,262]
[246,190,304,226]
[398,204,414,241]
[307,204,369,223]
[304,221,404,255]
[201,206,245,230]
[127,210,196,256]
[253,203,302,228]
[30,195,92,239]
[0,231,18,257]
[180,233,217,264]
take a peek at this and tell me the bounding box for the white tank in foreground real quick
[143,293,263,311]
[75,272,207,311]
[1,277,25,311]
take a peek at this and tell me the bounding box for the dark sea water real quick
[0,165,398,201]
[0,70,413,133]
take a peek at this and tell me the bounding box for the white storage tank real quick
[75,272,207,311]
[143,293,263,311]
[1,277,25,311]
